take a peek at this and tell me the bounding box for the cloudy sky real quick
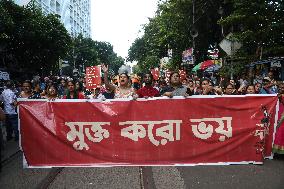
[91,0,158,61]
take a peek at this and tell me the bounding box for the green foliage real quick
[0,0,72,77]
[0,0,123,78]
[128,0,224,72]
[219,0,284,59]
[219,60,247,78]
[69,34,124,76]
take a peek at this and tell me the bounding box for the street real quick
[1,141,283,189]
[1,0,284,188]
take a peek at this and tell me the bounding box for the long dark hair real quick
[46,84,58,98]
[66,80,79,99]
[75,81,84,92]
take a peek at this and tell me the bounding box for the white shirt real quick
[0,88,17,115]
[88,93,106,101]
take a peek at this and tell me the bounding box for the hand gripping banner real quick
[18,95,278,167]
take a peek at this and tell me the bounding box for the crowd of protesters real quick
[0,67,281,103]
[0,64,283,161]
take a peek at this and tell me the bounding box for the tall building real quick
[14,0,91,38]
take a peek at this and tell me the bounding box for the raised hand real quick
[101,64,108,73]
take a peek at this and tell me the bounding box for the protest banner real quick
[182,48,193,65]
[85,66,101,89]
[18,95,278,167]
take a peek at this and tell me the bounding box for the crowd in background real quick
[0,67,281,102]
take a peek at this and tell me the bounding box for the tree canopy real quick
[0,0,72,77]
[69,34,124,76]
[219,0,284,59]
[128,0,224,73]
[128,0,284,76]
[0,0,124,78]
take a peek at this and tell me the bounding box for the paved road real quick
[1,141,284,189]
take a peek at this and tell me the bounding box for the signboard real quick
[0,71,10,80]
[160,57,170,68]
[219,33,242,56]
[208,49,219,59]
[182,48,193,65]
[271,61,281,68]
[85,66,101,89]
[19,95,278,167]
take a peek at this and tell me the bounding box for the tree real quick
[219,0,284,59]
[69,34,124,76]
[128,0,224,72]
[70,34,99,70]
[0,0,72,77]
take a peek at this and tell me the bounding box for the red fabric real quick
[165,70,171,82]
[19,96,277,167]
[86,66,101,89]
[63,92,85,99]
[200,60,214,70]
[151,68,160,81]
[78,93,85,99]
[179,70,187,81]
[137,86,160,98]
[273,97,284,153]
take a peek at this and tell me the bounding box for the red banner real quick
[19,95,278,167]
[85,66,101,89]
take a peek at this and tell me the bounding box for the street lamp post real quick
[192,0,195,51]
[218,6,224,37]
[190,0,198,66]
[73,48,77,69]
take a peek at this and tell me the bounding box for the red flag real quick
[165,70,172,82]
[179,70,187,81]
[85,66,101,89]
[151,68,160,80]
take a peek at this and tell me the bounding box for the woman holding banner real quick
[101,64,137,99]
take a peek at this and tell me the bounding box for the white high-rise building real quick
[14,0,91,38]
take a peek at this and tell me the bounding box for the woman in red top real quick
[63,80,85,99]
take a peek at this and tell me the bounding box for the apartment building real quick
[14,0,91,38]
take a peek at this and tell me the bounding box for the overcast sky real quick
[90,0,158,61]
